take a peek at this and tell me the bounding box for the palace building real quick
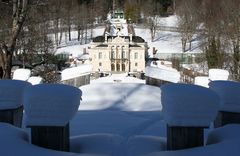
[89,34,147,73]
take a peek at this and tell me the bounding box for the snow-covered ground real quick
[55,15,203,60]
[2,77,240,156]
[2,15,238,156]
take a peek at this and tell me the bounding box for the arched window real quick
[117,64,120,71]
[111,51,115,59]
[111,64,115,71]
[122,64,125,72]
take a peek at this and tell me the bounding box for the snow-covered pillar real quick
[0,80,31,128]
[24,84,82,151]
[129,34,133,43]
[161,83,219,150]
[209,81,240,128]
[105,34,108,43]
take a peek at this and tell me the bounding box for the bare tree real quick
[176,0,200,52]
[0,0,29,79]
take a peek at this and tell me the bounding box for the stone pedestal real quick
[0,106,23,128]
[167,125,204,150]
[214,111,240,128]
[30,123,69,152]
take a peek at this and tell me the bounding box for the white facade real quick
[89,35,147,73]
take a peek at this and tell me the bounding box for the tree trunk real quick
[0,0,29,79]
[85,25,88,44]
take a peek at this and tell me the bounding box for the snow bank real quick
[0,123,100,156]
[61,64,92,81]
[161,15,178,27]
[79,83,161,111]
[24,84,82,126]
[209,69,229,81]
[207,124,240,145]
[161,83,219,127]
[27,76,43,85]
[146,124,240,156]
[145,66,180,83]
[0,80,31,109]
[127,135,166,156]
[194,76,210,88]
[91,74,145,84]
[209,81,240,113]
[12,68,31,81]
[71,134,123,155]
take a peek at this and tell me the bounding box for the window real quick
[134,52,138,59]
[99,52,102,59]
[111,51,115,59]
[122,51,126,59]
[122,64,125,71]
[111,64,115,71]
[99,62,102,66]
[135,63,138,67]
[117,64,120,71]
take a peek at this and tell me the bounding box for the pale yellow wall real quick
[89,39,147,72]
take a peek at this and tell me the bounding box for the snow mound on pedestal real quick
[209,81,240,113]
[24,84,82,126]
[13,68,31,81]
[0,80,31,109]
[194,76,210,88]
[61,65,92,81]
[161,83,219,127]
[145,66,180,83]
[209,69,229,81]
[27,76,43,85]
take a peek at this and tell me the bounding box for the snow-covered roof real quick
[12,68,31,81]
[145,66,180,83]
[209,81,240,113]
[61,65,93,81]
[24,84,82,126]
[209,69,229,81]
[0,80,31,109]
[161,83,219,127]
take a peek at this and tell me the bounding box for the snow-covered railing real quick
[209,69,229,81]
[61,65,92,87]
[27,76,43,85]
[24,84,82,151]
[209,81,240,128]
[12,68,31,81]
[145,66,180,87]
[194,76,210,88]
[161,83,219,150]
[0,80,31,127]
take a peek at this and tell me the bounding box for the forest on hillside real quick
[0,0,173,79]
[0,0,240,81]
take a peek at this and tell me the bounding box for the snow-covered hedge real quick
[161,83,219,127]
[145,66,180,83]
[13,69,31,81]
[209,81,240,113]
[209,69,229,81]
[24,84,82,126]
[61,65,92,81]
[0,80,31,109]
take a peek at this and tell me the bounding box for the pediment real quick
[111,36,125,43]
